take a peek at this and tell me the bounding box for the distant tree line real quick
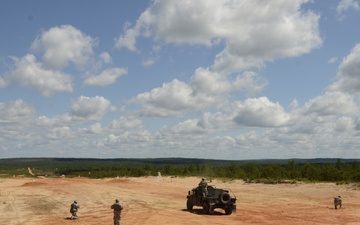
[49,159,360,183]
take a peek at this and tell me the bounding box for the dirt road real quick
[1,176,359,225]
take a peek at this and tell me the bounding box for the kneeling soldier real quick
[334,196,342,209]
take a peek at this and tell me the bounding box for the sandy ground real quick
[1,176,360,225]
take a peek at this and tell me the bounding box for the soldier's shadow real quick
[65,217,77,220]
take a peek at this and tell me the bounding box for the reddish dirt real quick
[1,176,360,225]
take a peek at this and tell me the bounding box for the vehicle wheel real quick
[220,192,231,204]
[225,207,233,215]
[202,202,209,214]
[209,205,214,214]
[186,199,193,210]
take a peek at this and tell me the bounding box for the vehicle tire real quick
[220,192,231,204]
[209,205,214,214]
[225,207,233,215]
[202,202,209,214]
[186,199,193,210]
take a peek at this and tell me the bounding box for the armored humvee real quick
[186,185,236,215]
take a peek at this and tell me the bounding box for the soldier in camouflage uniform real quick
[70,200,80,219]
[334,196,342,209]
[111,199,124,225]
[198,177,208,197]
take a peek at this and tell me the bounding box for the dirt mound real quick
[21,181,47,187]
[107,178,131,184]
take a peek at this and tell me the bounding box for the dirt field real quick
[1,176,360,225]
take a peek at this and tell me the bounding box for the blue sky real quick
[1,0,360,159]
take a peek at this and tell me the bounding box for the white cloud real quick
[31,25,95,70]
[88,123,103,134]
[334,116,354,132]
[47,126,72,139]
[232,71,268,96]
[328,44,360,93]
[327,57,338,63]
[116,0,322,72]
[0,99,35,124]
[160,111,230,135]
[114,22,139,52]
[100,52,112,64]
[6,54,73,96]
[0,77,6,88]
[190,67,232,96]
[141,58,156,67]
[133,79,195,117]
[160,119,208,135]
[69,96,113,121]
[303,91,358,116]
[36,116,57,126]
[133,67,267,117]
[83,67,128,86]
[232,97,291,127]
[337,0,360,14]
[109,116,143,130]
[190,68,267,96]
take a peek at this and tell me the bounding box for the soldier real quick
[111,199,124,225]
[70,200,80,219]
[198,177,208,197]
[334,196,342,209]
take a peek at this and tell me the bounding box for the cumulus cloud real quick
[160,112,229,135]
[31,25,95,70]
[233,97,290,127]
[141,58,157,67]
[133,79,195,117]
[5,54,73,96]
[69,96,114,121]
[0,25,120,96]
[337,0,360,14]
[83,67,128,86]
[87,123,103,134]
[327,57,338,63]
[303,91,358,116]
[47,126,72,140]
[190,68,232,96]
[334,116,354,132]
[0,99,35,124]
[115,22,139,52]
[160,119,209,135]
[0,77,7,88]
[36,115,57,126]
[116,0,321,72]
[109,116,143,130]
[100,52,112,64]
[132,67,267,117]
[328,44,360,93]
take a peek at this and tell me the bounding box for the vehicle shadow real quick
[181,208,225,216]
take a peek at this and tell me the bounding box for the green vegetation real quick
[0,158,360,183]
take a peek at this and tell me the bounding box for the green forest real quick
[1,158,360,183]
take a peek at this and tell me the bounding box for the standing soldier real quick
[111,199,124,225]
[334,196,342,209]
[198,177,208,197]
[70,200,80,219]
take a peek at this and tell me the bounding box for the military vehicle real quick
[186,185,236,215]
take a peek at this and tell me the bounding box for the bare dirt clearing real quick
[1,176,359,225]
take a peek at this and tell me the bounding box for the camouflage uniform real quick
[70,200,80,219]
[334,196,342,209]
[111,199,124,225]
[199,178,208,197]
